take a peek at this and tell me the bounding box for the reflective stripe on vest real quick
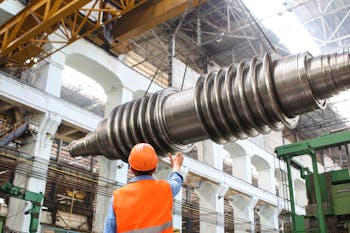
[123,221,173,233]
[113,179,173,233]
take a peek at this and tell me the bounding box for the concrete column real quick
[5,113,61,232]
[93,86,132,233]
[216,185,229,233]
[197,140,224,170]
[232,155,252,183]
[94,157,119,233]
[257,204,279,232]
[115,160,128,185]
[24,51,65,97]
[154,160,188,233]
[195,181,228,233]
[229,194,258,233]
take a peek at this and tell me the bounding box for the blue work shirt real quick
[104,171,183,233]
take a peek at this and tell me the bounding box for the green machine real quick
[0,182,44,233]
[276,130,350,233]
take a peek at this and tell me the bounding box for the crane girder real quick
[0,0,147,68]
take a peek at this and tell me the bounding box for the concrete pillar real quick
[232,155,252,183]
[115,159,128,185]
[229,194,258,233]
[197,140,224,170]
[216,185,229,233]
[5,113,61,232]
[93,86,132,233]
[154,160,188,233]
[257,204,279,232]
[195,181,228,233]
[24,51,65,97]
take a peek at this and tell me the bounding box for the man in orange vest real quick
[104,143,184,233]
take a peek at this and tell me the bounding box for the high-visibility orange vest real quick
[113,179,173,233]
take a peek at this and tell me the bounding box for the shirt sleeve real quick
[167,171,184,198]
[104,197,116,233]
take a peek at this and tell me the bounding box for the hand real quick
[168,152,183,172]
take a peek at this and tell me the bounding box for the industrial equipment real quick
[69,50,350,161]
[0,182,44,233]
[276,130,350,233]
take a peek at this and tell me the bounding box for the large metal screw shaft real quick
[69,51,350,161]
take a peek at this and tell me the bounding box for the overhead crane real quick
[0,0,205,68]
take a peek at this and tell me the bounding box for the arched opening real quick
[223,149,232,175]
[65,53,122,92]
[182,184,200,233]
[224,194,234,233]
[275,169,289,199]
[251,155,273,191]
[63,53,122,116]
[251,164,259,187]
[223,143,248,180]
[61,65,106,116]
[279,209,292,232]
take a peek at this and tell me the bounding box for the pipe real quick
[0,123,28,147]
[69,50,350,161]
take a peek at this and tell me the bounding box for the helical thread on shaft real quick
[194,53,290,144]
[69,88,186,161]
[69,51,350,161]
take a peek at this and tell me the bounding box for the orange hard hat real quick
[128,143,158,171]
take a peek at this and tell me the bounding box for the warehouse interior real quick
[0,0,350,232]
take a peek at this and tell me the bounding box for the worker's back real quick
[113,179,173,233]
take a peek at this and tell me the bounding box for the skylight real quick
[242,0,320,55]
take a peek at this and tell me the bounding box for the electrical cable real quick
[144,53,167,96]
[180,34,194,91]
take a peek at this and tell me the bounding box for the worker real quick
[104,143,184,233]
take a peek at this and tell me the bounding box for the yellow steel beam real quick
[0,0,204,68]
[112,0,206,43]
[0,0,89,56]
[0,0,147,68]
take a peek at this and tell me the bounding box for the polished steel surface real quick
[69,51,350,161]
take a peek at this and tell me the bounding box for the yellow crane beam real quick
[0,0,147,68]
[0,0,205,69]
[112,0,206,44]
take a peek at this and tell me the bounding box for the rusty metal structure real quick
[69,50,350,161]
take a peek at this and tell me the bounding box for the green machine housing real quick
[0,182,44,233]
[276,130,350,233]
[305,169,350,232]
